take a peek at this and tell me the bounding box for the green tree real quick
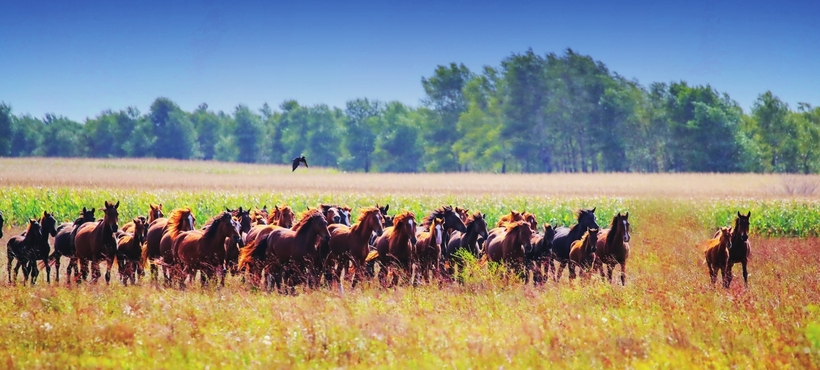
[0,103,12,156]
[9,115,44,157]
[750,91,791,171]
[373,103,424,172]
[191,103,221,160]
[233,104,265,163]
[304,105,343,168]
[340,98,382,172]
[421,63,473,171]
[149,98,200,159]
[42,114,83,157]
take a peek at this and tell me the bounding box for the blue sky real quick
[1,0,818,121]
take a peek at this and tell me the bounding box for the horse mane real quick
[506,220,529,234]
[352,207,381,232]
[293,209,323,233]
[422,205,452,227]
[605,214,620,247]
[203,212,230,240]
[24,220,40,241]
[389,211,415,244]
[167,207,192,240]
[580,228,593,246]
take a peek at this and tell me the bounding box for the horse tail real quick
[478,254,488,267]
[238,235,263,271]
[364,251,379,263]
[48,251,60,266]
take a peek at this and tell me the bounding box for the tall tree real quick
[0,103,12,156]
[421,63,473,171]
[750,91,791,171]
[341,98,382,172]
[42,114,83,157]
[233,104,265,163]
[191,103,221,160]
[149,98,200,159]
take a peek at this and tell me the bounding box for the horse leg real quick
[607,263,615,283]
[741,261,748,288]
[54,255,61,283]
[79,258,89,283]
[568,262,576,281]
[70,257,79,283]
[619,262,626,286]
[91,259,102,283]
[708,264,717,285]
[724,263,733,289]
[104,258,113,284]
[7,256,13,284]
[557,260,568,282]
[44,259,51,284]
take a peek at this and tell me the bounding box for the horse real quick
[726,211,751,288]
[496,210,524,228]
[173,212,242,288]
[527,224,556,284]
[454,207,470,223]
[323,207,384,287]
[0,211,4,240]
[116,218,145,286]
[50,207,96,283]
[523,212,538,232]
[370,211,418,287]
[704,227,733,287]
[593,212,631,285]
[143,207,195,283]
[29,211,58,284]
[239,209,330,291]
[445,211,489,277]
[484,221,533,276]
[122,204,163,235]
[319,204,343,225]
[551,208,599,282]
[74,201,120,283]
[416,216,444,284]
[7,219,42,284]
[250,206,268,226]
[421,206,467,254]
[245,205,294,247]
[568,227,599,280]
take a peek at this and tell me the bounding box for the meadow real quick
[1,158,820,368]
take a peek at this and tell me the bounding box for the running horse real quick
[568,227,599,280]
[122,203,163,237]
[116,218,145,286]
[143,207,195,283]
[50,207,96,283]
[7,219,43,284]
[369,211,418,287]
[551,208,599,282]
[0,211,4,240]
[484,220,533,277]
[704,227,733,287]
[245,204,294,247]
[29,211,58,284]
[527,224,556,284]
[173,211,242,288]
[323,207,384,287]
[593,212,631,285]
[416,216,444,284]
[74,201,120,283]
[421,206,467,253]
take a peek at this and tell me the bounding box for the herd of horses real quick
[0,204,751,290]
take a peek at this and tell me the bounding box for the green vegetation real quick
[3,49,820,173]
[2,187,819,237]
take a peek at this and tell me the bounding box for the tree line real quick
[2,49,818,173]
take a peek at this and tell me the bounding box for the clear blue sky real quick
[1,0,818,122]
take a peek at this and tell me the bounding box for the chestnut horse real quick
[144,207,195,282]
[74,201,120,283]
[50,207,96,283]
[173,212,242,288]
[568,227,599,280]
[484,221,533,275]
[593,212,631,285]
[323,207,384,286]
[371,211,418,286]
[496,210,524,228]
[29,211,58,284]
[123,203,163,235]
[726,211,751,288]
[421,206,467,253]
[7,219,42,284]
[551,208,599,282]
[454,207,470,223]
[116,218,145,286]
[704,227,733,287]
[416,216,444,284]
[246,204,294,247]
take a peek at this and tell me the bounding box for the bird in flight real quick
[292,156,308,171]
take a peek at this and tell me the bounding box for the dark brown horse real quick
[0,211,4,240]
[552,208,599,282]
[143,207,195,282]
[74,201,120,283]
[50,207,96,283]
[726,211,751,288]
[446,211,489,258]
[568,227,599,280]
[705,227,733,287]
[116,218,145,286]
[593,212,631,285]
[416,216,444,284]
[484,221,533,274]
[319,204,343,225]
[454,207,470,223]
[422,206,467,255]
[174,212,242,288]
[527,224,556,284]
[29,211,58,284]
[371,211,418,286]
[323,207,384,286]
[7,219,42,284]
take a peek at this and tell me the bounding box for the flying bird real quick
[292,156,308,171]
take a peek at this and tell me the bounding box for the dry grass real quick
[1,157,818,198]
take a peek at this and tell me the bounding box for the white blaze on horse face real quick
[623,220,630,242]
[435,224,443,246]
[188,214,195,231]
[233,220,241,236]
[409,219,414,231]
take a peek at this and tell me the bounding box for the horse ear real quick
[82,207,87,213]
[104,201,110,208]
[159,203,162,208]
[591,207,596,213]
[747,211,751,218]
[91,208,96,213]
[737,211,741,217]
[625,212,629,219]
[385,204,389,212]
[115,201,120,209]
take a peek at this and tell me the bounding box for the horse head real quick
[103,201,120,232]
[735,211,750,242]
[40,211,58,237]
[579,208,599,231]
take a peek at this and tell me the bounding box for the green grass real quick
[2,186,819,237]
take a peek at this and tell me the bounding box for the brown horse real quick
[323,207,384,286]
[116,218,145,286]
[74,201,120,283]
[454,207,470,223]
[568,227,599,280]
[446,211,489,258]
[416,216,444,284]
[50,207,96,283]
[371,211,418,286]
[319,204,343,225]
[123,203,163,235]
[727,211,751,288]
[523,212,538,232]
[552,208,600,282]
[593,212,631,285]
[527,224,556,284]
[704,227,733,287]
[28,211,58,284]
[246,204,294,247]
[496,210,524,228]
[7,219,43,284]
[173,212,242,288]
[484,221,533,275]
[143,207,195,282]
[0,211,4,240]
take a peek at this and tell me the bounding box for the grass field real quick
[1,158,820,368]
